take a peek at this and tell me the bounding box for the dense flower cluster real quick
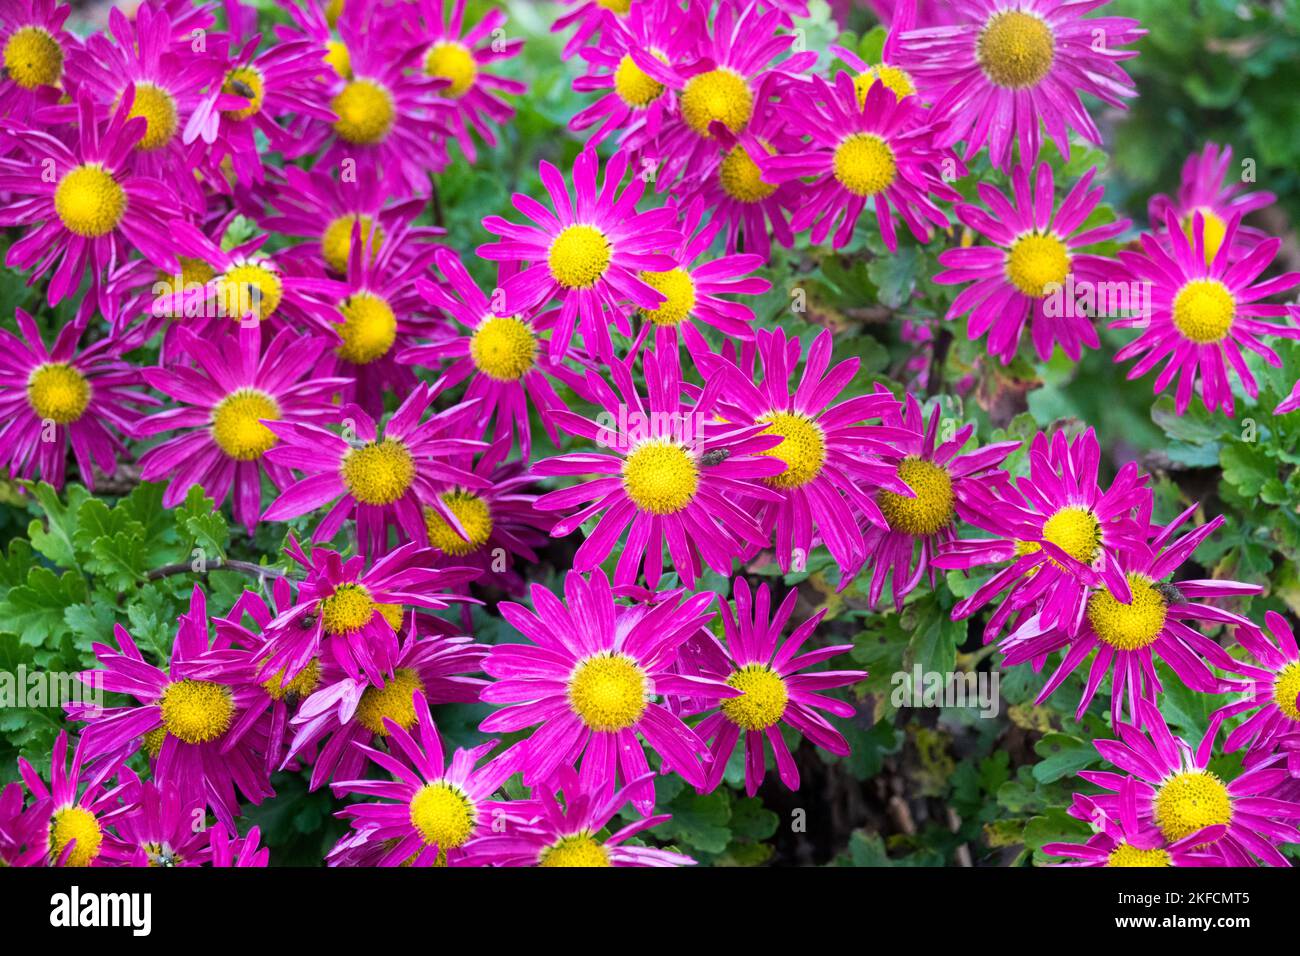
[1,0,1297,869]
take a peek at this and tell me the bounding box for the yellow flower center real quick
[680,68,753,137]
[262,658,322,700]
[721,664,789,731]
[424,492,494,556]
[1273,661,1300,722]
[1182,207,1228,265]
[409,781,476,849]
[1171,278,1235,344]
[977,10,1055,88]
[162,256,216,287]
[758,411,826,489]
[539,832,612,867]
[833,133,897,197]
[324,40,351,79]
[332,78,395,145]
[877,457,955,536]
[142,726,166,759]
[568,653,648,731]
[221,67,265,120]
[719,140,777,203]
[54,164,126,238]
[613,53,665,108]
[335,292,397,365]
[216,262,283,322]
[159,679,233,744]
[321,214,383,275]
[27,363,90,424]
[355,668,425,735]
[340,437,415,505]
[324,0,344,27]
[123,82,178,151]
[470,315,537,381]
[210,388,281,461]
[1154,770,1233,842]
[1041,505,1101,564]
[49,807,102,867]
[424,41,477,97]
[595,0,631,11]
[547,224,611,289]
[1106,843,1171,867]
[621,439,699,515]
[3,25,63,89]
[638,269,696,326]
[1005,233,1070,298]
[319,582,375,635]
[853,64,915,104]
[1087,573,1167,651]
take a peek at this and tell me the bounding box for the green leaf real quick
[175,485,229,562]
[1031,732,1097,784]
[22,481,91,569]
[0,566,87,647]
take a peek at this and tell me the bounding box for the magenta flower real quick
[0,309,149,491]
[0,0,76,120]
[15,731,128,867]
[1110,210,1300,416]
[935,163,1130,364]
[479,570,734,814]
[101,773,213,867]
[552,0,631,61]
[207,822,270,867]
[1213,612,1300,766]
[694,578,865,796]
[478,147,680,363]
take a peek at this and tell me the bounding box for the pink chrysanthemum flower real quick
[1081,701,1300,867]
[134,325,346,533]
[101,773,213,867]
[67,587,274,829]
[207,822,270,867]
[14,731,127,867]
[552,0,631,61]
[827,0,919,105]
[999,506,1259,727]
[693,578,865,796]
[478,147,680,363]
[1213,612,1300,766]
[715,327,913,577]
[0,0,76,119]
[760,73,956,250]
[0,309,148,491]
[934,426,1151,642]
[0,94,179,309]
[329,692,524,866]
[473,768,694,867]
[894,0,1145,171]
[859,389,1019,610]
[479,569,735,814]
[398,248,565,457]
[1109,210,1300,416]
[0,779,50,866]
[261,382,487,555]
[1148,142,1276,265]
[935,163,1130,364]
[532,349,784,589]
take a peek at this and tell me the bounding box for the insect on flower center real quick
[409,781,476,849]
[54,164,126,238]
[1171,278,1235,344]
[719,140,777,203]
[1040,505,1101,564]
[1106,843,1171,867]
[680,68,753,137]
[1182,207,1228,265]
[614,52,665,108]
[977,10,1055,89]
[539,832,612,867]
[216,262,283,322]
[341,437,416,505]
[49,806,102,867]
[758,411,826,489]
[622,439,699,514]
[27,363,90,424]
[1154,770,1233,841]
[332,78,395,145]
[356,668,425,735]
[1005,233,1070,298]
[721,664,789,731]
[1087,573,1167,651]
[853,64,915,104]
[321,213,383,274]
[159,679,233,744]
[262,657,321,701]
[210,388,281,461]
[425,41,477,97]
[336,292,397,365]
[221,67,265,119]
[1272,661,1300,722]
[424,492,494,556]
[319,582,376,635]
[4,25,63,88]
[324,40,351,79]
[547,224,611,289]
[568,653,648,731]
[877,457,955,536]
[638,268,696,326]
[833,133,897,197]
[470,316,537,381]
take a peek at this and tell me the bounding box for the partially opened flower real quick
[15,731,128,867]
[479,570,733,814]
[693,578,865,796]
[935,163,1130,364]
[1109,210,1300,416]
[0,309,148,491]
[1213,612,1300,765]
[894,0,1145,171]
